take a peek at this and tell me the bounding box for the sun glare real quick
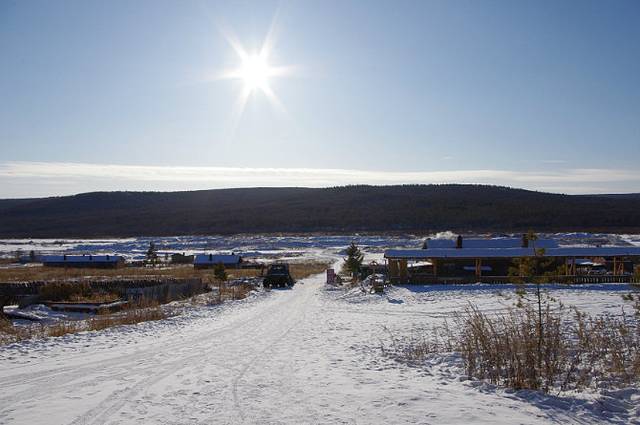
[239,54,271,91]
[216,13,296,130]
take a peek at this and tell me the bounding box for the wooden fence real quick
[0,277,207,309]
[394,274,640,285]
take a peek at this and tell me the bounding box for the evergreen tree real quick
[509,231,555,373]
[214,262,228,302]
[145,242,158,267]
[342,242,364,280]
[213,262,227,282]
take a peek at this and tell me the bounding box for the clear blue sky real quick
[1,0,639,197]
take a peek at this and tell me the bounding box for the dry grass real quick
[88,307,166,331]
[0,317,37,344]
[0,306,168,345]
[0,265,217,283]
[386,302,640,394]
[289,261,331,280]
[0,260,330,284]
[458,305,640,392]
[379,325,452,363]
[0,260,330,345]
[38,281,89,301]
[456,304,564,392]
[48,321,83,337]
[36,282,119,303]
[218,283,255,301]
[1,295,168,345]
[0,319,78,343]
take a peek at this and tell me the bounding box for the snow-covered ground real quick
[0,235,418,263]
[1,264,639,424]
[2,232,639,262]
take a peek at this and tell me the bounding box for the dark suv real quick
[263,263,295,288]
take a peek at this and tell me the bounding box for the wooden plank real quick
[399,259,408,284]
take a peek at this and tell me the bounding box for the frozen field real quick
[1,261,638,424]
[2,232,640,263]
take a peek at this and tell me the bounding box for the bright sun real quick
[217,16,296,127]
[239,54,272,91]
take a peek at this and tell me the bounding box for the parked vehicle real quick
[263,263,295,288]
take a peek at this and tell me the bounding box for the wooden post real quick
[613,257,623,275]
[475,258,482,278]
[519,259,524,278]
[388,260,399,283]
[399,259,408,284]
[432,259,438,276]
[614,257,624,275]
[613,257,616,276]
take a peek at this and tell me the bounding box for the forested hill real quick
[0,185,639,237]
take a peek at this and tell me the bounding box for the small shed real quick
[171,253,195,264]
[194,254,243,269]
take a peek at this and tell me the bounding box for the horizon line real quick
[1,161,640,198]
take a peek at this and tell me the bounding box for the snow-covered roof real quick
[573,258,606,266]
[385,246,640,259]
[194,254,242,265]
[424,237,559,249]
[40,255,123,263]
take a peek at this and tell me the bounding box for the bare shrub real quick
[386,302,640,394]
[88,307,166,331]
[38,282,93,301]
[570,309,640,389]
[0,261,330,284]
[0,317,53,344]
[455,304,565,392]
[459,303,640,392]
[1,305,167,345]
[0,317,27,344]
[0,265,213,283]
[381,324,453,363]
[47,320,82,337]
[219,283,255,301]
[128,297,160,309]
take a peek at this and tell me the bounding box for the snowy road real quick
[1,272,638,424]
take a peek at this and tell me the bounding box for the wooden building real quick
[41,254,125,269]
[194,254,243,269]
[385,236,640,284]
[171,253,195,264]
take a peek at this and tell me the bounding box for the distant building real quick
[194,254,243,269]
[171,253,195,264]
[41,254,125,269]
[385,235,640,284]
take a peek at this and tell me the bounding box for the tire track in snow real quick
[230,285,311,422]
[0,291,295,422]
[0,311,259,409]
[65,287,308,425]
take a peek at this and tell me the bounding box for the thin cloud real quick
[1,161,639,197]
